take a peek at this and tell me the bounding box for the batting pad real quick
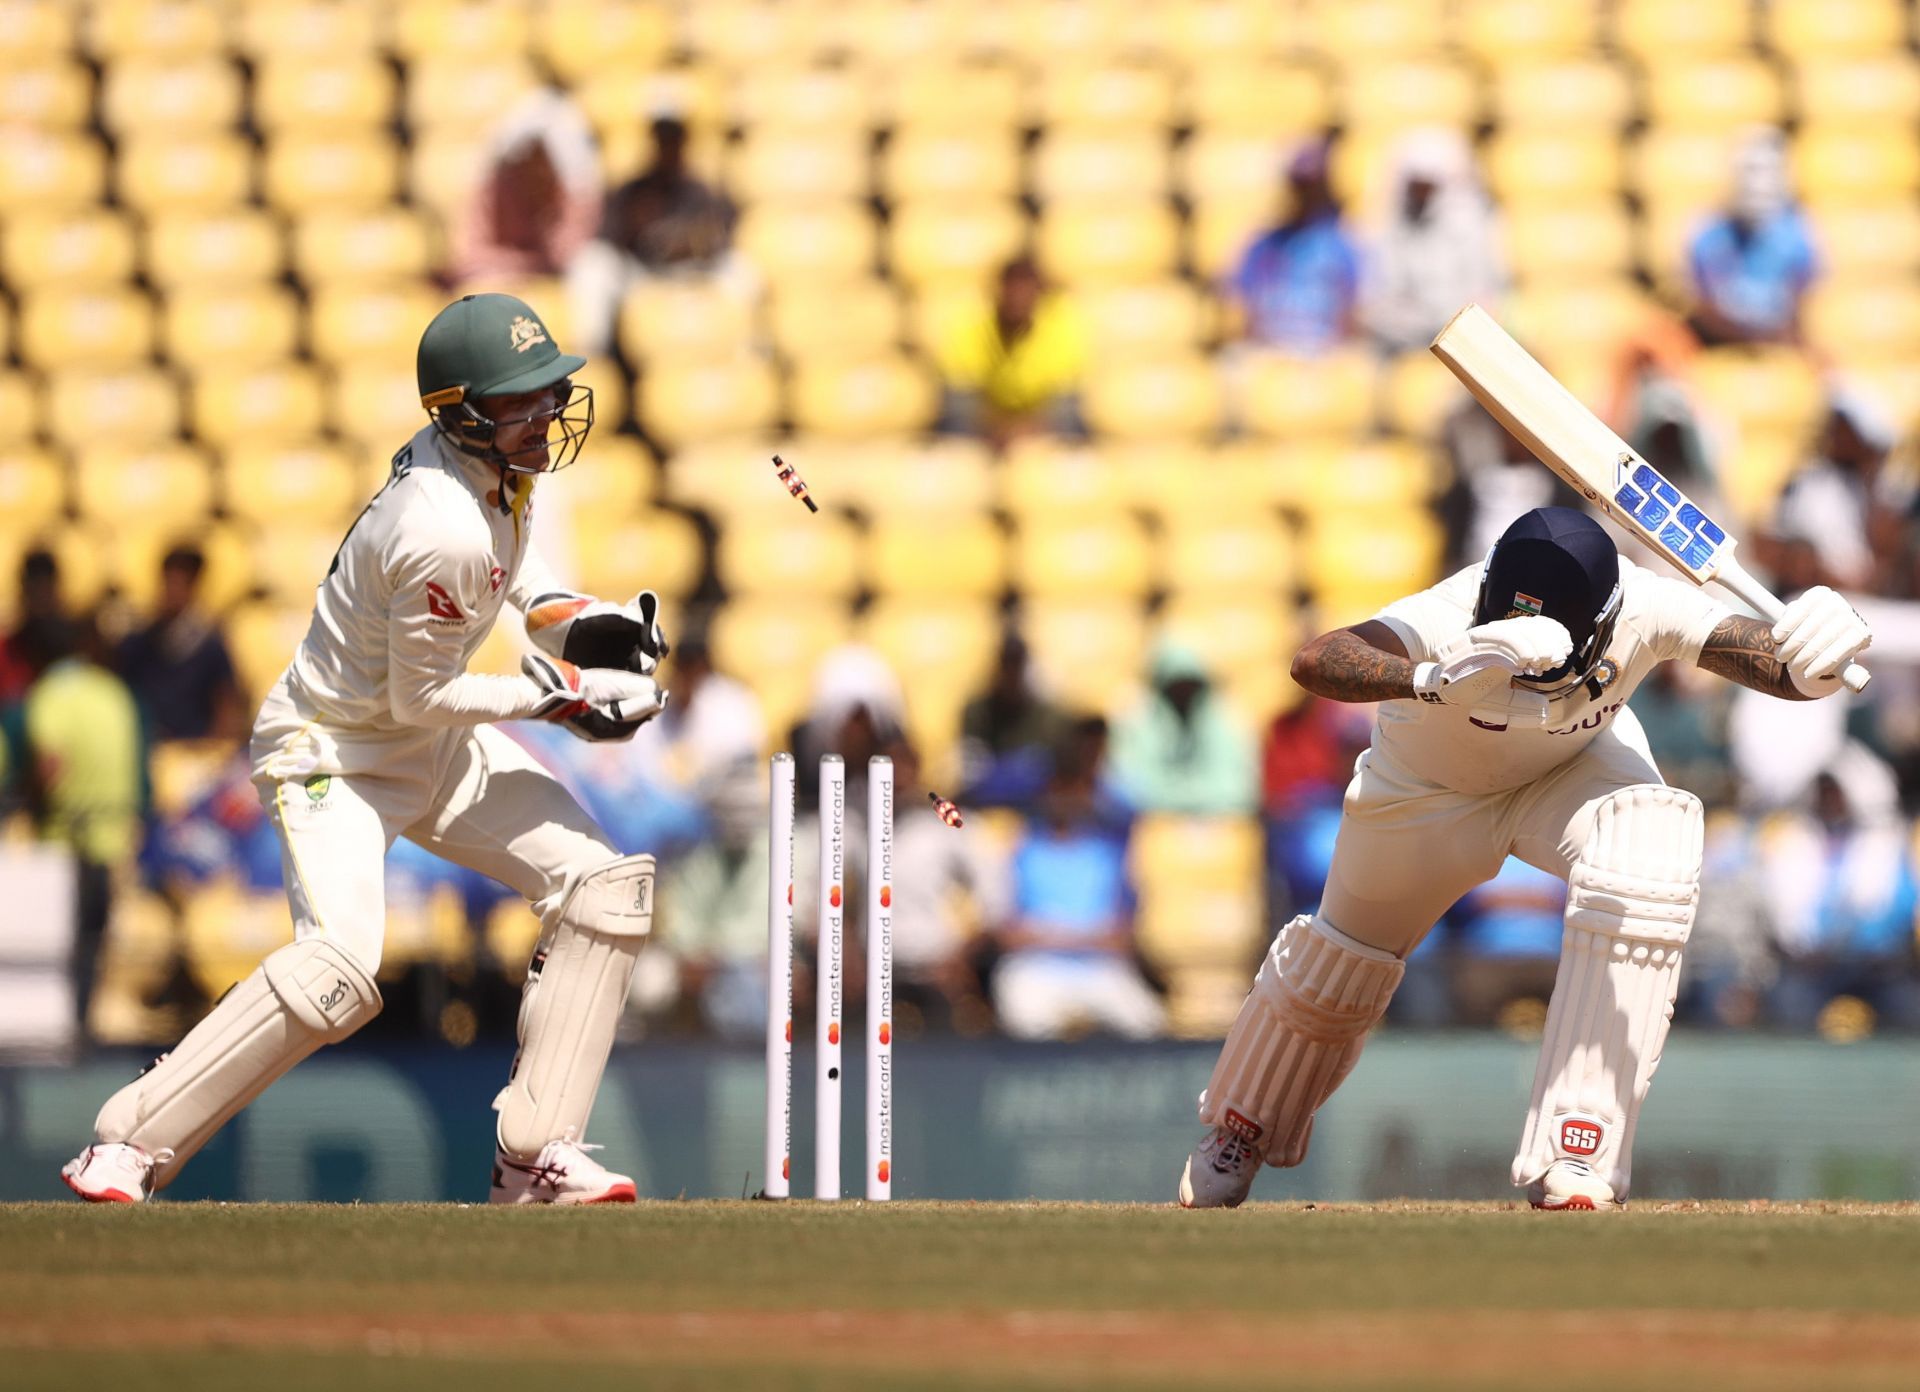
[496,853,654,1160]
[94,937,381,1190]
[1199,914,1404,1168]
[1513,784,1701,1199]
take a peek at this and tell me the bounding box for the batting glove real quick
[1411,650,1550,731]
[1772,586,1872,696]
[1459,616,1573,676]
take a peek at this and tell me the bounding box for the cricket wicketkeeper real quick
[64,293,672,1205]
[1180,506,1873,1210]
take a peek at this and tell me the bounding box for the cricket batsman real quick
[1179,506,1873,1210]
[63,293,672,1205]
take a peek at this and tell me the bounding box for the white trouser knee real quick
[94,936,381,1190]
[496,853,655,1160]
[1198,914,1404,1168]
[1513,784,1701,1200]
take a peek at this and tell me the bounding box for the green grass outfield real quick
[4,1201,1919,1391]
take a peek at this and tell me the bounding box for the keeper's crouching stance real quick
[63,293,672,1205]
[1179,507,1872,1211]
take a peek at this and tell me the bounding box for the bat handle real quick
[1724,566,1872,693]
[1840,660,1872,694]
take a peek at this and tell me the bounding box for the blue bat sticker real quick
[1612,456,1726,577]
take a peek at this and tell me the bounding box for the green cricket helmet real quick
[416,293,594,474]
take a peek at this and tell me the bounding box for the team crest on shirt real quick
[1588,657,1621,692]
[425,581,465,625]
[303,774,331,803]
[508,316,548,353]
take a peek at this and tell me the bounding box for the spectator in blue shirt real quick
[1685,129,1818,348]
[1226,140,1361,354]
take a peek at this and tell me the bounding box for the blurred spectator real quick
[1763,767,1920,1033]
[115,545,246,745]
[655,756,770,1040]
[935,256,1088,451]
[1448,858,1565,1028]
[1631,664,1736,810]
[450,87,601,286]
[14,615,143,1034]
[1224,140,1361,353]
[1680,813,1778,1029]
[790,645,904,808]
[1684,128,1818,349]
[989,760,1164,1040]
[957,630,1069,809]
[1435,396,1585,571]
[1362,128,1507,357]
[654,631,767,793]
[0,549,67,704]
[1762,385,1906,595]
[1261,692,1360,817]
[1111,640,1257,815]
[569,108,749,358]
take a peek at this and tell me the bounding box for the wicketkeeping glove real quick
[522,652,669,741]
[525,589,670,676]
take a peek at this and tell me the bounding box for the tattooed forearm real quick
[1291,629,1417,703]
[1696,615,1812,700]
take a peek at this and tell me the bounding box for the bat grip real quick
[1736,584,1872,694]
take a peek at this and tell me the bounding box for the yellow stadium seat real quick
[254,58,397,132]
[830,0,973,66]
[1612,0,1753,62]
[1189,197,1274,280]
[0,132,108,212]
[544,432,656,517]
[1164,0,1285,66]
[1340,60,1482,134]
[1238,351,1375,441]
[565,509,706,602]
[1031,64,1178,129]
[1155,597,1299,715]
[1505,280,1656,369]
[1031,130,1172,202]
[1627,129,1739,208]
[1795,126,1920,203]
[1689,346,1823,441]
[1011,517,1155,600]
[162,288,301,370]
[1505,204,1634,284]
[1807,280,1920,361]
[2,211,137,289]
[1457,0,1602,62]
[730,64,871,131]
[1817,204,1920,279]
[1288,439,1434,518]
[727,129,869,202]
[390,0,531,57]
[569,359,631,434]
[0,450,70,535]
[1641,59,1786,131]
[537,0,673,84]
[0,59,92,127]
[144,211,284,289]
[575,65,728,155]
[116,135,252,214]
[999,0,1132,65]
[191,365,326,449]
[865,511,1007,599]
[1765,0,1903,56]
[118,521,253,612]
[0,372,34,444]
[858,598,1001,698]
[1792,56,1920,128]
[1484,131,1622,205]
[706,596,852,735]
[404,58,540,136]
[44,369,180,451]
[99,57,242,136]
[660,435,791,514]
[405,129,491,220]
[330,367,428,449]
[734,201,878,286]
[1020,599,1148,714]
[618,280,758,364]
[1177,133,1290,203]
[226,603,310,699]
[83,0,225,59]
[888,198,1028,288]
[1077,282,1212,358]
[221,443,367,529]
[877,61,1025,129]
[263,135,401,213]
[1178,61,1330,134]
[769,280,903,364]
[236,0,380,58]
[999,440,1132,519]
[789,354,940,438]
[310,285,443,369]
[716,511,861,599]
[17,288,154,371]
[813,436,998,514]
[1132,813,1263,972]
[1303,510,1444,620]
[74,445,216,532]
[0,0,76,64]
[880,129,1022,202]
[1036,200,1179,285]
[680,0,824,67]
[1160,517,1297,595]
[1119,440,1296,519]
[1307,0,1448,56]
[639,357,780,449]
[1081,354,1225,440]
[290,210,438,286]
[1488,58,1634,130]
[1378,350,1467,438]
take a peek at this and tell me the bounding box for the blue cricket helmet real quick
[1473,507,1623,694]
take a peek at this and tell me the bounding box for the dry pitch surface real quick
[3,1201,1918,1391]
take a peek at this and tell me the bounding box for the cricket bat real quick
[1430,303,1870,693]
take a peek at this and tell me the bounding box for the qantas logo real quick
[425,582,465,623]
[488,566,505,594]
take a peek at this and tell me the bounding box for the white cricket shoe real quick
[1177,1124,1265,1209]
[1527,1158,1620,1211]
[489,1136,637,1205]
[61,1142,164,1203]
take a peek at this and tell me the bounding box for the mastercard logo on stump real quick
[830,885,842,908]
[880,886,892,908]
[877,1160,890,1183]
[827,1022,840,1045]
[878,1022,891,1045]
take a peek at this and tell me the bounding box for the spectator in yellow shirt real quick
[936,256,1088,452]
